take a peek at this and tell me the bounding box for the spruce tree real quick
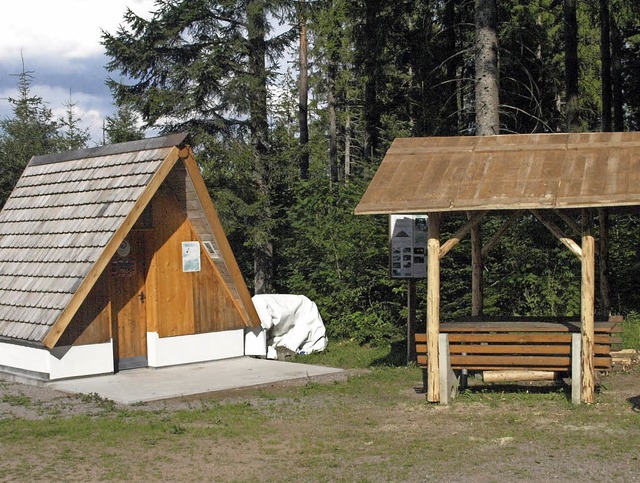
[58,93,90,151]
[103,0,295,293]
[103,105,145,144]
[0,67,61,206]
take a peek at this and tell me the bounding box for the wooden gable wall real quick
[147,184,247,337]
[57,160,247,347]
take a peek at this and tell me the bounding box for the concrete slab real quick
[48,357,343,404]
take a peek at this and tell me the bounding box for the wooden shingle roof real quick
[355,132,640,215]
[0,133,259,346]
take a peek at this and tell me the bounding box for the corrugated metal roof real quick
[0,139,174,343]
[354,132,640,215]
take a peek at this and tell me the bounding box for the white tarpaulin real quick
[252,294,328,360]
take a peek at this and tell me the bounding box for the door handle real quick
[138,291,146,303]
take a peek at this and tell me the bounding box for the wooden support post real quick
[407,279,417,365]
[598,208,611,316]
[469,213,483,316]
[581,209,596,403]
[571,333,582,404]
[427,213,441,402]
[439,333,458,404]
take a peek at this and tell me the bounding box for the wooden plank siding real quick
[56,270,112,346]
[149,187,247,338]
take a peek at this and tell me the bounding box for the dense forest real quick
[1,0,639,347]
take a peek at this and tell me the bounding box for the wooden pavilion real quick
[355,132,639,404]
[0,133,260,382]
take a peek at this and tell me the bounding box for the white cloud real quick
[0,83,111,144]
[0,1,157,144]
[0,0,156,62]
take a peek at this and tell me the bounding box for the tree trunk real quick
[363,0,381,161]
[474,0,499,136]
[247,0,273,294]
[470,215,483,316]
[444,0,459,135]
[326,0,339,184]
[472,0,499,316]
[298,0,309,180]
[600,0,612,132]
[328,66,338,184]
[344,108,351,180]
[564,0,580,132]
[611,15,624,131]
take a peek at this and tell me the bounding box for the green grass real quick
[2,394,31,407]
[289,338,403,368]
[0,342,638,481]
[622,311,640,350]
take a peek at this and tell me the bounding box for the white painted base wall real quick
[1,329,247,381]
[244,327,267,357]
[0,340,114,381]
[146,329,244,367]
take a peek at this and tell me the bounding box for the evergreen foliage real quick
[103,0,296,294]
[0,2,636,349]
[57,94,91,152]
[103,105,145,144]
[0,67,87,207]
[99,0,640,342]
[96,0,640,346]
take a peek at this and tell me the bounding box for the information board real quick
[389,215,427,279]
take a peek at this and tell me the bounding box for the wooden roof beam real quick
[481,211,523,257]
[531,210,582,258]
[439,211,487,259]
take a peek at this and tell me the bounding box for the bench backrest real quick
[415,318,621,372]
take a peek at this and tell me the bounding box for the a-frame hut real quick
[0,133,260,382]
[355,132,640,404]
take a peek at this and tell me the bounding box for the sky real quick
[0,0,158,144]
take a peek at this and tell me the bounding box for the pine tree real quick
[297,0,310,180]
[475,0,499,136]
[103,0,295,293]
[103,105,145,144]
[0,66,61,206]
[57,92,90,151]
[564,0,580,131]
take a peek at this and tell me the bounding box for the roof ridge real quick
[28,132,189,167]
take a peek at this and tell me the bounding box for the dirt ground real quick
[0,369,355,420]
[1,365,639,482]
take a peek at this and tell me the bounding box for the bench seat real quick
[416,317,622,373]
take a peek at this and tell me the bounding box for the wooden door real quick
[110,232,148,370]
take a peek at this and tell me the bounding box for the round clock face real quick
[117,239,131,257]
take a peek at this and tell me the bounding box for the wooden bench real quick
[415,316,622,401]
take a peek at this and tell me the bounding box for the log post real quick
[407,279,417,364]
[470,214,483,316]
[427,213,441,402]
[598,208,611,316]
[581,209,596,403]
[571,333,582,404]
